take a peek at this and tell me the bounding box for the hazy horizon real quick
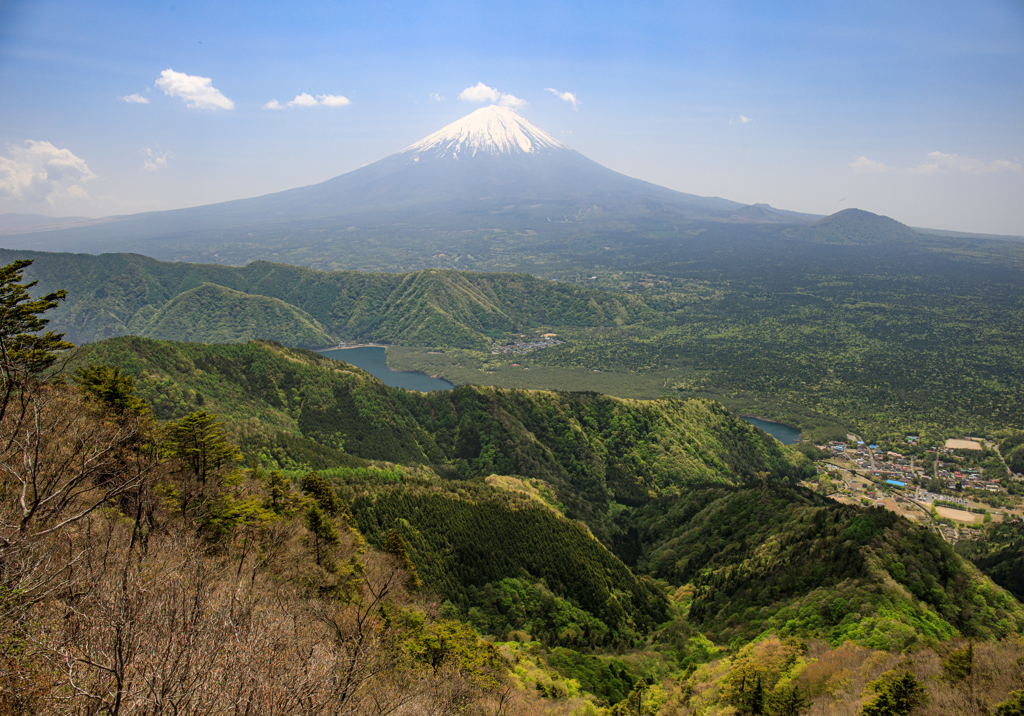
[1,0,1021,235]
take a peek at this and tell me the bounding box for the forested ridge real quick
[0,249,650,348]
[957,520,1024,603]
[72,335,809,538]
[617,484,1024,649]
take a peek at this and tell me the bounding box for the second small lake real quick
[742,417,802,444]
[322,346,454,392]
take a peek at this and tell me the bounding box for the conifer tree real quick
[994,690,1024,716]
[301,471,343,516]
[768,684,811,716]
[305,504,340,568]
[72,363,150,417]
[383,528,422,592]
[0,259,72,424]
[264,470,301,516]
[162,410,242,519]
[859,670,928,716]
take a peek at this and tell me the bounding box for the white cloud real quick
[429,93,443,102]
[142,148,170,172]
[121,93,149,104]
[849,156,889,173]
[0,140,96,203]
[729,115,753,125]
[544,88,579,110]
[922,151,1021,174]
[850,151,1022,175]
[266,93,351,109]
[459,82,527,109]
[498,94,527,109]
[317,94,350,107]
[155,69,234,110]
[459,82,500,103]
[287,92,319,107]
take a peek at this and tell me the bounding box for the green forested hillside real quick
[331,471,669,648]
[142,282,335,347]
[956,520,1024,602]
[618,484,1024,649]
[72,336,809,537]
[2,249,650,348]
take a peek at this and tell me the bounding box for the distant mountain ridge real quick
[1,248,652,348]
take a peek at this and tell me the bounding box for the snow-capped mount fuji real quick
[402,105,567,159]
[6,106,812,263]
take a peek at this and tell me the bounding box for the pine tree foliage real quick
[0,259,72,424]
[858,670,928,716]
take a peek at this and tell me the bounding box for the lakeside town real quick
[490,333,564,356]
[805,436,1023,544]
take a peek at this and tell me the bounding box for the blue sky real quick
[1,0,1022,234]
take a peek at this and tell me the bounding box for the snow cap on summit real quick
[403,105,567,159]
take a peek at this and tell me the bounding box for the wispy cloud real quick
[729,115,753,125]
[155,69,234,110]
[121,93,149,104]
[544,88,579,111]
[851,151,1022,175]
[459,82,527,109]
[142,148,170,172]
[0,140,96,203]
[429,93,443,102]
[264,93,351,109]
[498,94,527,109]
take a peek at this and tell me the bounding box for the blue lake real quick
[742,417,802,444]
[322,346,454,392]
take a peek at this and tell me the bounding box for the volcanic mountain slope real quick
[4,106,811,263]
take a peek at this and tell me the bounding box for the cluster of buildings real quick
[490,333,564,356]
[818,438,1019,524]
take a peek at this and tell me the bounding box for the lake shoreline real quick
[740,415,803,445]
[315,343,388,352]
[321,346,454,392]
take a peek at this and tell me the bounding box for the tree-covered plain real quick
[8,205,1024,441]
